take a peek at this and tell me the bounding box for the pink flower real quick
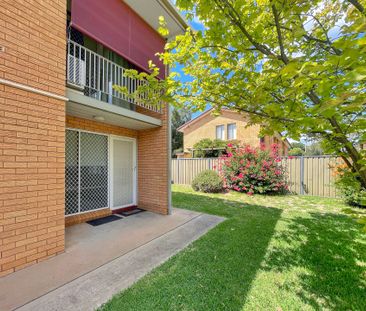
[227,143,233,148]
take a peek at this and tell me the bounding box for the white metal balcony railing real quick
[67,39,162,113]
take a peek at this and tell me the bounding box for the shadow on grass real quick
[101,192,282,311]
[101,190,365,311]
[262,211,366,310]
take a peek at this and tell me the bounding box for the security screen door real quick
[111,137,135,209]
[65,130,109,215]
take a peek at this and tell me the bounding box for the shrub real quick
[192,170,224,193]
[220,144,288,195]
[335,164,366,208]
[288,147,304,156]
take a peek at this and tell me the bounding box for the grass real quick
[100,185,366,311]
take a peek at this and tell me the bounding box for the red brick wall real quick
[66,116,138,138]
[137,105,170,214]
[65,208,111,227]
[66,114,170,215]
[0,0,67,277]
[0,0,170,275]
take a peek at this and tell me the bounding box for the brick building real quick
[0,0,186,277]
[178,109,291,157]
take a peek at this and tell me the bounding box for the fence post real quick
[300,156,305,195]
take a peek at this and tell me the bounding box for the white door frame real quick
[109,135,137,210]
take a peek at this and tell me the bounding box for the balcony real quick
[66,39,162,130]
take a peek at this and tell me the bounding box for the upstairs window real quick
[216,125,225,140]
[227,123,237,140]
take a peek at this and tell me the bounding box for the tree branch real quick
[347,0,365,14]
[213,0,280,59]
[199,45,256,53]
[272,3,289,64]
[297,14,342,55]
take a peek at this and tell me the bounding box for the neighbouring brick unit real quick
[181,110,262,151]
[263,135,289,156]
[180,109,290,156]
[0,0,67,277]
[137,105,170,215]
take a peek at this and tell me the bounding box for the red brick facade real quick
[66,111,170,216]
[0,0,67,277]
[137,105,170,214]
[0,0,170,278]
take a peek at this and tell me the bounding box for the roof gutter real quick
[159,0,189,33]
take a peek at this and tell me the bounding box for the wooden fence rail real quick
[172,156,342,198]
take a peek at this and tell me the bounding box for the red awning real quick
[71,0,166,78]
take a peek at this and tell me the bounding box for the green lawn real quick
[100,185,366,311]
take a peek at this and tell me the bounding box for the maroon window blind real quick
[71,0,165,78]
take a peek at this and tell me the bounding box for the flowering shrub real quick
[220,144,288,195]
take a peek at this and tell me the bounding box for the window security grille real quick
[65,130,109,215]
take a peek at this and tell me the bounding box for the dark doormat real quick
[116,208,145,217]
[87,215,122,226]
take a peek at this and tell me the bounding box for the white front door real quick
[110,137,136,209]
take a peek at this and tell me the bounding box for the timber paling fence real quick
[172,156,342,198]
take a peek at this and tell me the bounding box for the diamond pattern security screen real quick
[65,130,109,215]
[80,132,108,212]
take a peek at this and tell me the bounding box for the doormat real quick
[116,208,145,217]
[87,215,122,226]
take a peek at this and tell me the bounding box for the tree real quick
[291,142,305,151]
[289,147,304,156]
[289,141,305,155]
[171,108,191,156]
[304,142,324,156]
[116,0,366,189]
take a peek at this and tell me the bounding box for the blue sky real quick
[172,17,206,119]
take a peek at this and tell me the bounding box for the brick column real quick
[137,105,170,214]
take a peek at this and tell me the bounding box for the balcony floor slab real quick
[66,88,162,130]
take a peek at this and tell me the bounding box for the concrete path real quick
[0,209,224,311]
